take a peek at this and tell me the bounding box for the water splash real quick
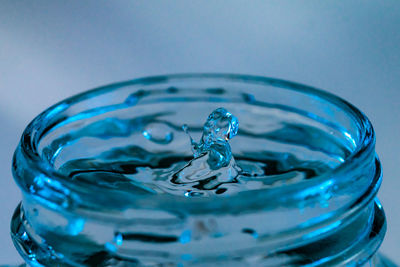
[173,108,240,194]
[186,107,238,168]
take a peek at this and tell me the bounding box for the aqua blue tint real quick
[10,74,394,266]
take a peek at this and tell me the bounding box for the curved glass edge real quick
[12,74,377,215]
[18,74,375,182]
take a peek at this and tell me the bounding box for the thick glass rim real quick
[13,73,377,214]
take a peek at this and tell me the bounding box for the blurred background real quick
[0,0,399,265]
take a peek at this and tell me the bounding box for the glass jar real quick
[11,74,396,266]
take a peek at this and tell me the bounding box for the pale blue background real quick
[0,1,399,264]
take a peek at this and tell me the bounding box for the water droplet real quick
[202,107,239,143]
[142,123,173,144]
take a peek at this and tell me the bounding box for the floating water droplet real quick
[142,123,173,144]
[202,107,239,143]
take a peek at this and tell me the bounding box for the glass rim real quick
[13,73,377,214]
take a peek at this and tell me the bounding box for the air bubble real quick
[142,123,173,144]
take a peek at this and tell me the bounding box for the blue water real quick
[50,102,346,198]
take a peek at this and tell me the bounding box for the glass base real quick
[11,202,397,267]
